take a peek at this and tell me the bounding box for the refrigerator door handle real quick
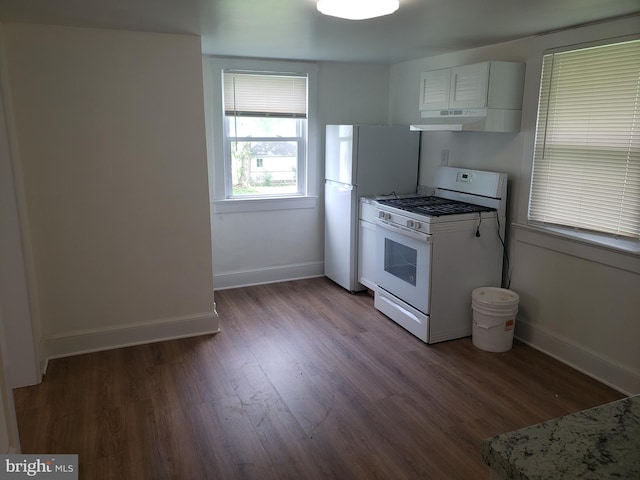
[325,180,354,191]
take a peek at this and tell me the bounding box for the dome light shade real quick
[317,0,400,20]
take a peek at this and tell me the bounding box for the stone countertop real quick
[482,395,640,480]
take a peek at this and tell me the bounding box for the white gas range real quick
[373,166,507,344]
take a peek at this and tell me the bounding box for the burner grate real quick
[377,196,495,217]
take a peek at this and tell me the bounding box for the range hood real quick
[410,108,522,133]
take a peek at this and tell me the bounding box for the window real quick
[223,72,308,198]
[528,39,640,240]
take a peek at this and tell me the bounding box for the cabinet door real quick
[419,68,451,110]
[449,62,489,109]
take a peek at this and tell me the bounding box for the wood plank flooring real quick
[14,277,624,479]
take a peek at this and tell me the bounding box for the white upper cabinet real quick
[449,62,490,109]
[419,61,524,112]
[419,68,451,110]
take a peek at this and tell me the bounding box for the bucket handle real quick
[473,319,501,330]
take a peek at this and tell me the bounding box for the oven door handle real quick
[376,219,431,243]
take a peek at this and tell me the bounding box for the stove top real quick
[377,196,495,217]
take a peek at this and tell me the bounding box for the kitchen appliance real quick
[324,125,420,292]
[359,197,386,290]
[374,166,507,343]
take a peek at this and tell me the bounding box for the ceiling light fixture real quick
[317,0,400,20]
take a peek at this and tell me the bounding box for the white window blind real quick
[223,72,307,118]
[529,39,640,239]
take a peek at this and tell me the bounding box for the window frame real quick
[222,114,307,198]
[522,35,640,255]
[204,58,319,214]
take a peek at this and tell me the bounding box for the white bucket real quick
[471,287,519,352]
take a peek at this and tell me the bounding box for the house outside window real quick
[223,72,308,198]
[528,38,640,241]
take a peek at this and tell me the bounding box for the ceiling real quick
[0,0,638,63]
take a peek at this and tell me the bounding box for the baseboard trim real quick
[515,318,639,395]
[213,261,324,290]
[43,311,220,366]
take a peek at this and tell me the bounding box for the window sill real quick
[213,195,318,214]
[512,223,640,274]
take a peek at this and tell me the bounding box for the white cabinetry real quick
[418,68,451,111]
[449,62,490,108]
[416,61,525,132]
[420,61,523,111]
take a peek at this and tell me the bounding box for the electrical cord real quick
[477,213,510,288]
[496,215,511,289]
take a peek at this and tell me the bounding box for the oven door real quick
[375,220,432,314]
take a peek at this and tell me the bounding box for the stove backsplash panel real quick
[417,185,435,196]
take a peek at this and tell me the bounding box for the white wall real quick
[317,62,391,126]
[389,16,640,394]
[209,61,391,289]
[0,306,21,453]
[0,25,39,388]
[2,24,218,363]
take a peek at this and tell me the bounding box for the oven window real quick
[384,238,417,286]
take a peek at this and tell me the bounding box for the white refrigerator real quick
[324,124,420,291]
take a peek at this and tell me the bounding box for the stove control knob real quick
[414,221,422,229]
[406,220,414,228]
[378,211,385,218]
[385,213,391,220]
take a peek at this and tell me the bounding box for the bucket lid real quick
[472,287,519,305]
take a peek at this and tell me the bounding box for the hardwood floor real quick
[14,277,624,479]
